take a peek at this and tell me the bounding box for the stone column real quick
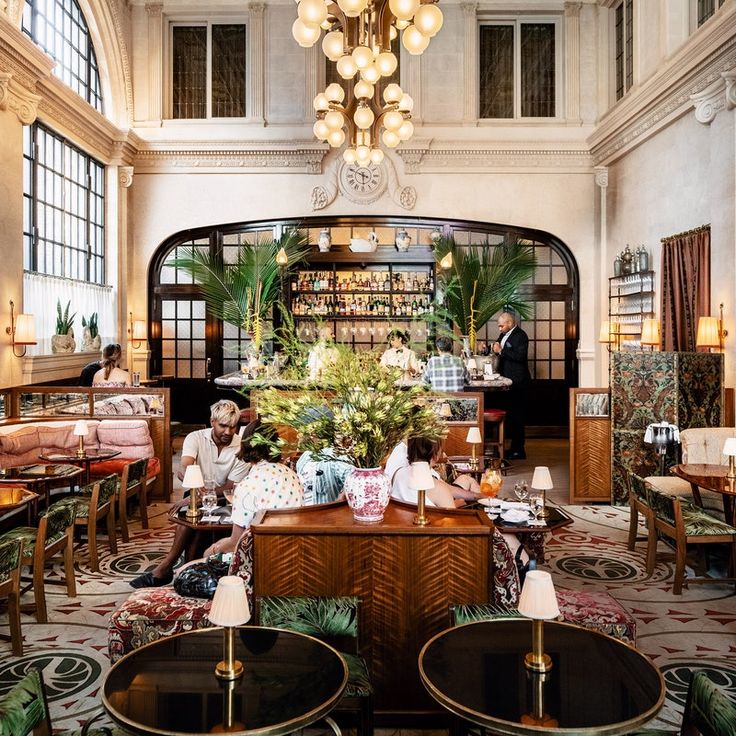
[248,3,265,123]
[305,44,320,122]
[462,2,478,124]
[145,3,163,123]
[564,2,582,123]
[595,166,609,387]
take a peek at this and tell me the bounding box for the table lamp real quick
[74,420,89,458]
[531,466,553,519]
[723,438,736,480]
[409,461,434,527]
[517,570,560,673]
[209,576,251,680]
[182,464,204,520]
[466,427,482,470]
[439,402,452,418]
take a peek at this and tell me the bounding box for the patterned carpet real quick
[0,500,734,733]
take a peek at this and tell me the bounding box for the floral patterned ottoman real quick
[108,530,253,662]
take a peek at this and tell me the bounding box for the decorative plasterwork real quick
[119,166,134,188]
[589,6,736,165]
[594,166,608,189]
[0,13,54,91]
[0,72,41,124]
[133,141,330,173]
[395,138,593,174]
[690,70,736,123]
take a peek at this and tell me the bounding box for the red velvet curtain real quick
[660,227,710,351]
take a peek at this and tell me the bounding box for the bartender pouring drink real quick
[380,329,420,380]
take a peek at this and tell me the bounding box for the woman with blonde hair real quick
[92,343,131,387]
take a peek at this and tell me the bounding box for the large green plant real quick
[432,236,537,352]
[168,229,309,352]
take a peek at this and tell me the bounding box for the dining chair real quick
[52,474,118,572]
[0,502,76,623]
[0,537,24,656]
[629,670,736,735]
[645,481,736,595]
[0,667,113,736]
[628,471,653,552]
[256,595,373,736]
[117,458,149,542]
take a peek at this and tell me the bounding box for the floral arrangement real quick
[255,347,446,469]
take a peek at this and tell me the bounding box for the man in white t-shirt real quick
[130,399,249,588]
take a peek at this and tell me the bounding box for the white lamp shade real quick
[466,427,482,444]
[182,464,204,489]
[208,576,251,627]
[517,570,560,620]
[599,320,620,344]
[640,318,660,347]
[409,461,434,491]
[531,466,554,490]
[696,316,720,348]
[132,320,147,341]
[722,438,736,456]
[466,357,477,371]
[73,419,89,437]
[14,314,36,344]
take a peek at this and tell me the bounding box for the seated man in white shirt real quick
[130,399,248,588]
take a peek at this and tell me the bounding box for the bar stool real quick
[483,409,506,465]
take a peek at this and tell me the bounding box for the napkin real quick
[500,501,530,510]
[501,508,529,523]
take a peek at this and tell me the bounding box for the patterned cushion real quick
[108,530,254,662]
[0,538,22,586]
[0,668,47,733]
[1,527,38,556]
[492,528,520,607]
[90,456,161,481]
[680,501,736,537]
[342,653,372,697]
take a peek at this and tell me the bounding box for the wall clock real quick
[338,161,388,204]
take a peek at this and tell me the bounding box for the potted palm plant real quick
[51,299,76,354]
[431,236,537,354]
[256,347,446,522]
[169,229,310,355]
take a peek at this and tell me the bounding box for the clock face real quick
[339,161,388,203]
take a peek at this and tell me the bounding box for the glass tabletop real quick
[419,619,664,735]
[0,463,83,479]
[103,626,348,736]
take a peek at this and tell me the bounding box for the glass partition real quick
[19,392,89,416]
[92,393,165,416]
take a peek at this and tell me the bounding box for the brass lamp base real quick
[413,488,430,526]
[185,490,202,520]
[728,457,736,481]
[524,620,553,673]
[215,659,244,681]
[538,490,550,518]
[77,437,86,458]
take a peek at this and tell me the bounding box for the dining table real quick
[102,626,348,736]
[671,463,736,524]
[39,448,121,485]
[0,463,84,510]
[419,618,665,736]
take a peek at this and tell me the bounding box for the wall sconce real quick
[5,301,36,357]
[640,318,660,351]
[129,313,147,349]
[275,247,289,268]
[598,320,620,352]
[696,303,728,351]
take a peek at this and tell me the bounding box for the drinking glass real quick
[479,468,503,497]
[514,480,529,503]
[201,480,217,514]
[530,494,544,523]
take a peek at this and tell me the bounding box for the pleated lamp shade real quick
[209,576,251,627]
[518,570,560,620]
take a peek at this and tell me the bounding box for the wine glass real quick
[529,494,544,524]
[480,468,503,497]
[201,480,217,515]
[514,480,529,503]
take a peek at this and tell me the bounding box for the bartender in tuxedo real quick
[492,311,531,460]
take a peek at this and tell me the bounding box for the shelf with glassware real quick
[289,263,435,350]
[608,270,655,350]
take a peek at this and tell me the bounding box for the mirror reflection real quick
[19,392,89,416]
[93,393,165,416]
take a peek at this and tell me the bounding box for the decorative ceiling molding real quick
[589,5,736,165]
[0,13,54,91]
[132,141,330,173]
[691,69,736,124]
[0,72,41,124]
[395,138,592,173]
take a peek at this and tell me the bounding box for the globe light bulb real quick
[354,80,375,99]
[370,148,384,164]
[382,110,403,131]
[336,54,358,79]
[343,147,358,163]
[298,0,328,27]
[354,105,375,130]
[320,18,332,30]
[375,51,398,76]
[292,18,321,47]
[398,93,414,112]
[414,4,443,36]
[402,24,429,55]
[395,18,410,30]
[389,25,398,40]
[313,92,330,111]
[383,83,403,104]
[322,30,344,60]
[327,128,346,147]
[352,45,374,69]
[356,144,371,163]
[360,63,380,84]
[382,129,401,148]
[313,119,330,139]
[389,0,421,22]
[337,0,369,18]
[325,82,345,103]
[324,109,344,130]
[397,119,414,140]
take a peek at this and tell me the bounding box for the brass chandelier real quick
[292,0,444,164]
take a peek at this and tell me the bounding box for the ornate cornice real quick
[119,166,134,188]
[589,5,736,165]
[594,166,608,189]
[395,138,592,173]
[132,140,330,173]
[0,71,41,123]
[0,13,54,91]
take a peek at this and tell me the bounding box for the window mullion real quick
[206,22,213,119]
[514,21,521,118]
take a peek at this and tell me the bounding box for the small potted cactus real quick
[81,312,100,352]
[51,299,77,353]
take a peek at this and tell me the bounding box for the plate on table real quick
[477,497,502,509]
[500,508,530,524]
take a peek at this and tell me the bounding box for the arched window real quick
[22,0,103,113]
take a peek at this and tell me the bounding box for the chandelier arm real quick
[374,1,395,52]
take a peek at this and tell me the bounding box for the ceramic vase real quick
[395,228,411,252]
[318,229,331,252]
[343,467,391,523]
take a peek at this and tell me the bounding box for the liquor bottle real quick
[314,273,321,291]
[412,298,418,315]
[383,273,391,291]
[321,272,329,291]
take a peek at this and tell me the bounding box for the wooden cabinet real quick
[569,388,611,503]
[251,501,494,720]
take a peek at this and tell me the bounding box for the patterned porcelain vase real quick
[343,467,391,523]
